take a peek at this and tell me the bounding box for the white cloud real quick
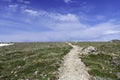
[24,9,39,16]
[64,0,72,3]
[24,9,79,22]
[8,4,19,12]
[17,0,30,4]
[1,20,120,42]
[9,4,18,8]
[104,30,120,35]
[20,9,120,41]
[23,1,30,4]
[1,5,120,41]
[4,4,28,15]
[80,21,120,41]
[53,14,78,22]
[24,9,51,17]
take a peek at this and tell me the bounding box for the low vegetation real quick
[1,41,120,80]
[75,41,120,80]
[0,42,72,80]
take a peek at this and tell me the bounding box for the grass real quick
[0,42,72,80]
[75,41,120,80]
[1,41,120,80]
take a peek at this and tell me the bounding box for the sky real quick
[0,0,120,42]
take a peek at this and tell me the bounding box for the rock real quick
[112,59,120,66]
[23,58,26,61]
[93,76,113,80]
[15,74,18,77]
[34,71,39,75]
[82,46,98,55]
[11,71,14,73]
[17,66,22,69]
[117,72,120,79]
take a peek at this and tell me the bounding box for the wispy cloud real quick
[104,30,120,35]
[23,8,79,22]
[24,9,40,16]
[17,0,30,4]
[0,2,120,42]
[52,14,78,22]
[8,4,19,12]
[1,12,120,41]
[64,0,72,3]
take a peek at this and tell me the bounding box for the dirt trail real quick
[58,43,91,80]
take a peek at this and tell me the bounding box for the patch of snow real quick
[0,43,13,47]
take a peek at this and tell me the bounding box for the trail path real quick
[58,43,91,80]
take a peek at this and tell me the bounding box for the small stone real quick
[23,58,26,61]
[14,71,17,74]
[34,71,38,75]
[11,71,14,73]
[117,72,120,79]
[15,74,17,77]
[18,66,22,69]
[44,74,47,77]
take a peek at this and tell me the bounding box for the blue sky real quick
[0,0,120,42]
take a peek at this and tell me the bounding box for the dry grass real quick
[0,42,72,80]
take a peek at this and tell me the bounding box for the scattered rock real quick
[18,66,22,69]
[117,72,120,79]
[34,71,39,75]
[93,76,113,80]
[81,46,98,55]
[23,58,26,61]
[11,71,14,74]
[112,59,120,66]
[15,74,18,77]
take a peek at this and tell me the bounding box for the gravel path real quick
[58,43,91,80]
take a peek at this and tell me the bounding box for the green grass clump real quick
[0,42,72,80]
[76,42,120,80]
[81,54,118,79]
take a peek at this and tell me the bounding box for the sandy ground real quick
[0,43,13,47]
[58,43,91,80]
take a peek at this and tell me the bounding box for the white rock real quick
[82,46,98,55]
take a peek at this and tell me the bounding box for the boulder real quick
[82,46,98,55]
